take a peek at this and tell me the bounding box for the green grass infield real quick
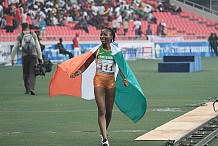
[0,57,217,146]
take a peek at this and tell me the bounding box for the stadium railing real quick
[175,0,218,15]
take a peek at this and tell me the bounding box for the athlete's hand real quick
[70,73,76,78]
[70,70,81,78]
[123,79,128,87]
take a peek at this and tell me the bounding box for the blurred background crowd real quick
[0,0,182,36]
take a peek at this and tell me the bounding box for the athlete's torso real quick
[96,46,116,74]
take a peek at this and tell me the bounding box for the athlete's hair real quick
[102,27,116,43]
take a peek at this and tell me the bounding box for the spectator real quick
[91,3,98,16]
[112,17,119,33]
[172,5,182,13]
[72,33,81,57]
[45,10,53,26]
[0,16,6,29]
[13,3,22,29]
[147,11,156,24]
[57,14,65,26]
[0,4,3,18]
[133,19,142,39]
[208,33,218,56]
[157,2,164,12]
[79,17,89,33]
[26,13,33,28]
[21,10,27,24]
[11,23,43,95]
[5,11,14,33]
[121,6,130,20]
[98,3,105,15]
[156,22,166,36]
[57,38,73,59]
[162,0,171,11]
[28,5,37,19]
[145,24,152,40]
[1,0,8,8]
[116,14,122,29]
[135,4,147,20]
[123,18,128,35]
[45,1,53,7]
[115,3,121,16]
[163,0,170,5]
[96,13,104,29]
[144,3,152,14]
[31,15,40,29]
[106,15,112,28]
[38,7,46,21]
[39,17,46,37]
[50,14,59,26]
[58,0,65,9]
[8,0,19,6]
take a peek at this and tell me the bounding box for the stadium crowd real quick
[0,0,181,36]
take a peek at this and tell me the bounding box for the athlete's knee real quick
[106,110,112,118]
[98,107,106,116]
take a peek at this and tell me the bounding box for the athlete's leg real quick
[105,87,115,129]
[94,87,107,140]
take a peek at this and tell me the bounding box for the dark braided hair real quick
[103,27,116,43]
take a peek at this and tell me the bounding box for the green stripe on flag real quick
[113,51,147,123]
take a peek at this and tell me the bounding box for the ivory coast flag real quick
[49,43,147,123]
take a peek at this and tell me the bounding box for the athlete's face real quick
[100,29,112,44]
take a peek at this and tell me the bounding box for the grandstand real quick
[0,0,218,42]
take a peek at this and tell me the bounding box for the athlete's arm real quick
[119,69,128,87]
[70,53,96,78]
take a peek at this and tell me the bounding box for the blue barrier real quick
[154,42,214,58]
[158,55,202,73]
[6,41,214,65]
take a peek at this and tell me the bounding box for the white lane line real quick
[0,130,147,135]
[151,108,182,112]
[0,108,182,113]
[0,110,129,113]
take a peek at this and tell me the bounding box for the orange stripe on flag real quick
[49,51,95,98]
[49,66,82,98]
[59,51,94,74]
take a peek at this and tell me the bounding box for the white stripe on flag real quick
[90,44,101,53]
[111,43,121,55]
[81,60,96,100]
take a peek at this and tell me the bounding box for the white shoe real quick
[101,139,109,146]
[100,134,104,145]
[100,134,103,141]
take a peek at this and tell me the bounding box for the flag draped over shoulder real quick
[111,44,147,123]
[49,43,147,123]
